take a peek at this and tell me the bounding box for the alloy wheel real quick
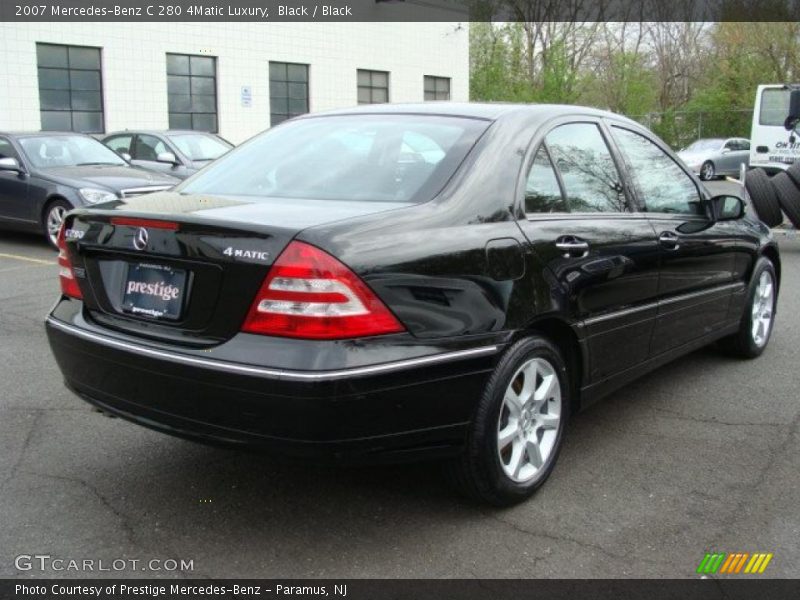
[701,162,714,181]
[46,205,67,246]
[497,357,562,483]
[751,270,774,347]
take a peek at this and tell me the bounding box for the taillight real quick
[242,241,404,339]
[57,224,82,300]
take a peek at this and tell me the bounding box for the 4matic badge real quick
[223,246,270,262]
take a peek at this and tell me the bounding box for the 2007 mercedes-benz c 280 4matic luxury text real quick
[46,103,780,505]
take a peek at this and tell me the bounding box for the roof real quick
[102,130,221,137]
[306,102,634,123]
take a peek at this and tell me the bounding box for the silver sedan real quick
[677,138,751,181]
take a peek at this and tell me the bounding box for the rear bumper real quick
[45,302,502,463]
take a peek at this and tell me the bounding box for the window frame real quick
[36,42,105,134]
[269,61,310,127]
[519,117,636,219]
[607,122,708,219]
[357,69,390,105]
[0,136,23,164]
[166,52,219,133]
[424,75,451,101]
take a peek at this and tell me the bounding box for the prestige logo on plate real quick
[125,280,180,302]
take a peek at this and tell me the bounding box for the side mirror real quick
[785,89,800,130]
[156,151,178,165]
[0,157,22,173]
[710,194,745,221]
[120,152,132,162]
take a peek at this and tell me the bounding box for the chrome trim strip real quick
[582,282,745,327]
[120,186,172,198]
[45,318,499,381]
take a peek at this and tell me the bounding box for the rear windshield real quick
[759,88,790,126]
[177,115,489,203]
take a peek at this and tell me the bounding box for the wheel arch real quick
[516,316,586,414]
[40,194,73,227]
[760,243,781,291]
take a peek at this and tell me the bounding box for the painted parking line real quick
[0,253,56,266]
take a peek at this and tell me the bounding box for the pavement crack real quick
[2,411,41,485]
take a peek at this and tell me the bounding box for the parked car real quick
[102,130,233,180]
[46,104,780,505]
[677,137,751,180]
[0,132,178,247]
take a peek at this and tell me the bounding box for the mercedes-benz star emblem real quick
[133,227,149,251]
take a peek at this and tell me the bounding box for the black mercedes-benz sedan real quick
[0,132,178,247]
[46,104,780,505]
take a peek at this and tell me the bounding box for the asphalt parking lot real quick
[2,183,799,579]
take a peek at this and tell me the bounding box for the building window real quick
[357,69,389,104]
[424,76,450,101]
[36,43,104,133]
[166,53,218,132]
[269,62,309,126]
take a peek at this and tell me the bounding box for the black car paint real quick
[45,103,780,462]
[0,132,178,233]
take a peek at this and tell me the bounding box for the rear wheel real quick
[447,336,569,506]
[42,199,71,249]
[700,161,715,181]
[718,257,777,358]
[745,168,783,227]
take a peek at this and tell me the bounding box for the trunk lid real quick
[64,191,410,345]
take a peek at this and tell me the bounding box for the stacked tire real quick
[746,161,800,228]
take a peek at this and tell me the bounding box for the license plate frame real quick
[121,262,188,321]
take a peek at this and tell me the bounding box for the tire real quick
[786,161,800,188]
[42,199,71,250]
[700,161,715,181]
[718,257,777,359]
[772,171,800,228]
[745,168,783,227]
[447,336,570,506]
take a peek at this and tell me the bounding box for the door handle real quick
[658,231,680,251]
[555,237,589,258]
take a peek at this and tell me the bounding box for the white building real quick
[0,21,469,143]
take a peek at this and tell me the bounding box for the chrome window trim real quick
[120,186,173,198]
[45,317,499,381]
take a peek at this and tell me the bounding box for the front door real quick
[0,136,32,224]
[516,121,662,382]
[608,124,739,356]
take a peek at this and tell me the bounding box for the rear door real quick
[608,123,739,356]
[517,120,662,382]
[0,136,32,224]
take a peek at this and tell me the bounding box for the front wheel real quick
[718,257,777,358]
[700,161,715,181]
[447,336,569,506]
[43,199,71,249]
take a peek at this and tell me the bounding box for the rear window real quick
[177,115,488,203]
[759,88,790,126]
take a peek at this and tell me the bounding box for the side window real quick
[612,126,703,215]
[0,138,20,162]
[723,140,737,151]
[105,135,132,156]
[133,135,167,161]
[524,145,566,213]
[545,123,627,213]
[740,140,751,151]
